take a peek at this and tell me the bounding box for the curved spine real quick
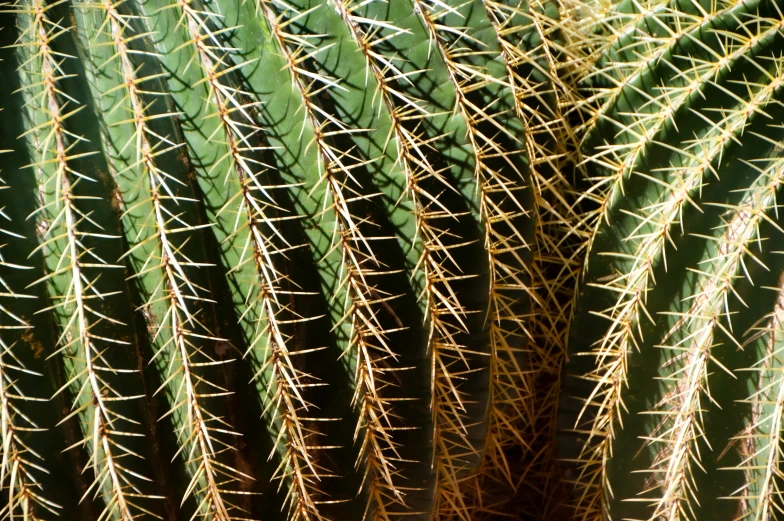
[640,107,784,519]
[407,0,531,516]
[0,163,55,520]
[312,0,446,517]
[255,0,405,518]
[170,1,329,519]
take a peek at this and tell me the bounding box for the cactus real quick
[0,0,579,520]
[560,0,784,520]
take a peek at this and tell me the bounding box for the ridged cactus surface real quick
[0,0,577,520]
[560,0,784,519]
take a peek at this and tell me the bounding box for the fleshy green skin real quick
[0,0,549,519]
[561,0,784,520]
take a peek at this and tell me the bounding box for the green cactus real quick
[560,0,784,519]
[0,0,578,519]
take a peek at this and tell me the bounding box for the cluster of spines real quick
[558,0,706,118]
[10,0,159,519]
[576,0,745,238]
[173,1,332,519]
[0,162,54,521]
[0,0,577,519]
[642,120,784,520]
[552,0,784,517]
[75,0,253,518]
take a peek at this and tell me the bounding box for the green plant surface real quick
[0,0,575,519]
[560,0,784,520]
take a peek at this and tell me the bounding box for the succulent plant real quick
[0,0,579,520]
[559,0,784,519]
